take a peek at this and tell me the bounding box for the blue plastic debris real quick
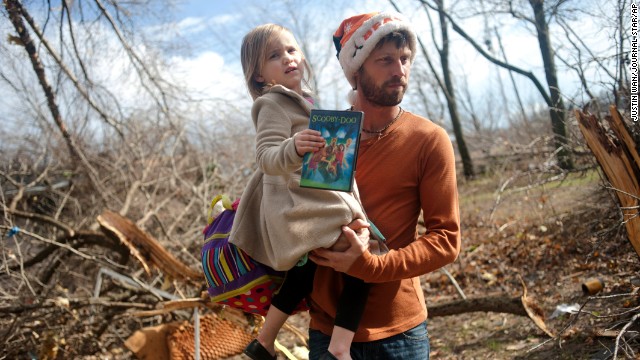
[6,226,20,238]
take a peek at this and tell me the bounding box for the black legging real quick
[270,261,370,332]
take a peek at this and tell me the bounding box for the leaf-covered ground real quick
[268,170,640,360]
[425,170,640,359]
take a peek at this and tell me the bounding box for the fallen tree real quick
[575,106,640,258]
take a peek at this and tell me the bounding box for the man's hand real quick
[309,219,370,273]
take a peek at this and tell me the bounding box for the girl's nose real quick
[282,52,294,64]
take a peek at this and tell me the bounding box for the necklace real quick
[362,107,403,134]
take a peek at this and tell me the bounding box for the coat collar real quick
[264,85,315,115]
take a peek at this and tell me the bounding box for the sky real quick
[178,0,236,19]
[0,0,621,136]
[162,0,561,121]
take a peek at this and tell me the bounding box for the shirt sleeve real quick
[252,96,303,175]
[347,126,461,282]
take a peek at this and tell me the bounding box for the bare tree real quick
[528,0,572,170]
[390,0,476,179]
[0,2,253,356]
[417,0,581,170]
[431,0,475,178]
[554,0,630,111]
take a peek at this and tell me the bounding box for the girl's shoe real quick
[243,339,277,360]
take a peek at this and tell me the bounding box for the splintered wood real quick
[575,106,640,258]
[97,209,201,281]
[125,313,253,360]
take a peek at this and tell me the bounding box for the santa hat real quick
[333,11,417,90]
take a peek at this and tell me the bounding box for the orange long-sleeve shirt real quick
[309,110,461,342]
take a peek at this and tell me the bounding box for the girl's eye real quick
[269,53,279,60]
[288,48,297,54]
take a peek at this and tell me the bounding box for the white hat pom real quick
[348,89,357,106]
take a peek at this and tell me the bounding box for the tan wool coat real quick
[228,85,365,271]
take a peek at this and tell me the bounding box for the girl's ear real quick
[254,74,265,83]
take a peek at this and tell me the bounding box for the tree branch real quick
[418,0,552,106]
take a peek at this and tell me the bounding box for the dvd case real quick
[300,109,363,192]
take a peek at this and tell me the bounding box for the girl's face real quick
[255,31,304,95]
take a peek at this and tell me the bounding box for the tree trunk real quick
[437,0,474,179]
[529,0,573,170]
[5,0,77,161]
[5,0,108,202]
[575,107,640,258]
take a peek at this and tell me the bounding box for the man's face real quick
[356,41,412,106]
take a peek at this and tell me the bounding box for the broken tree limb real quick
[428,278,555,337]
[607,107,640,175]
[97,210,201,282]
[575,107,640,258]
[428,294,553,337]
[428,295,526,317]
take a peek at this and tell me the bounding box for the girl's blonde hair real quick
[241,24,312,100]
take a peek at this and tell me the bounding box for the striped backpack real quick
[201,195,308,316]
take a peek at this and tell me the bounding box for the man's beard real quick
[359,69,407,106]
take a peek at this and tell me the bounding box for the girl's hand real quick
[294,129,325,157]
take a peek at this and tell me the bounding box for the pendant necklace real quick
[362,107,403,139]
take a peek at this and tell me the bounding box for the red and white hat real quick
[333,11,417,89]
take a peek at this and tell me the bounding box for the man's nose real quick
[391,59,406,77]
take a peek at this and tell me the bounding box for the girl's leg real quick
[327,326,355,359]
[327,274,371,359]
[271,260,316,313]
[250,261,317,356]
[253,305,288,356]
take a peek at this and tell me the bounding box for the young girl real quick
[228,24,371,360]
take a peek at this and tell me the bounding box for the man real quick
[308,11,461,360]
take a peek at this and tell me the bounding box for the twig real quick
[0,209,75,236]
[94,267,178,302]
[275,340,298,360]
[528,290,640,354]
[283,321,309,347]
[528,296,593,352]
[440,267,467,300]
[8,231,37,297]
[0,297,153,314]
[194,307,200,360]
[613,313,639,360]
[1,225,95,261]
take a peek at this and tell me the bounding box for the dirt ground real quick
[230,170,640,359]
[5,166,636,360]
